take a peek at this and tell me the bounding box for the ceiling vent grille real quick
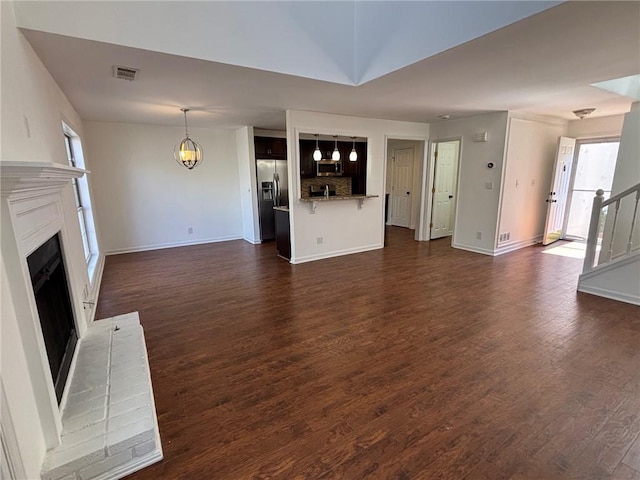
[113,66,139,81]
[472,132,488,142]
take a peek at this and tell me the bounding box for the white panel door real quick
[390,148,414,228]
[543,136,576,245]
[431,141,459,239]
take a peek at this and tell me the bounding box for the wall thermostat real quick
[487,162,494,169]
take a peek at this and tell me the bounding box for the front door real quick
[390,148,414,228]
[543,136,576,245]
[431,140,460,239]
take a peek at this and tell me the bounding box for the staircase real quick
[578,183,640,305]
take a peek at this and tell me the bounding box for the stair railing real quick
[583,182,640,274]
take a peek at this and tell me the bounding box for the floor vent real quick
[113,66,139,81]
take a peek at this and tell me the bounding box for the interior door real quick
[390,148,414,228]
[431,140,460,239]
[543,136,576,245]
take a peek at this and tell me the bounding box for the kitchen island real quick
[273,206,291,260]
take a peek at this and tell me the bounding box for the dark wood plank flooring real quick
[95,227,640,480]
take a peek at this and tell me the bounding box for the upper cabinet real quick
[255,136,287,160]
[298,136,368,195]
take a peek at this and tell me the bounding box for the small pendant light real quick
[332,135,340,161]
[349,137,358,162]
[174,108,203,170]
[313,134,322,161]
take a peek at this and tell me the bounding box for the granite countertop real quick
[299,194,379,202]
[273,206,290,212]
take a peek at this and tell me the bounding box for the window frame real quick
[63,126,99,281]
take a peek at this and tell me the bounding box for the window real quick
[63,126,99,278]
[564,139,620,241]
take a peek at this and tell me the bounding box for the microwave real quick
[316,159,342,177]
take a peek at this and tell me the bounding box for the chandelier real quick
[174,108,203,170]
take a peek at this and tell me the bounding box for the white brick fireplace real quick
[1,161,162,479]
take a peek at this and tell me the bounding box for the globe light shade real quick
[174,137,203,170]
[313,147,322,161]
[332,147,340,161]
[349,148,358,162]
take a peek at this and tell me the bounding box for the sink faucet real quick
[325,184,330,198]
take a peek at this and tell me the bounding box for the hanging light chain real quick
[182,108,190,137]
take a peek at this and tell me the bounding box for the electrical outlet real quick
[499,232,511,243]
[316,237,323,245]
[476,232,482,240]
[485,182,494,190]
[188,227,193,234]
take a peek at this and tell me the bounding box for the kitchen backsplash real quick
[300,177,352,198]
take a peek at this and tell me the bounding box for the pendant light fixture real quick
[313,134,322,161]
[349,137,358,162]
[332,135,341,161]
[174,108,203,170]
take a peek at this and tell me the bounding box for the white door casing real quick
[390,148,414,228]
[543,136,576,245]
[431,140,460,239]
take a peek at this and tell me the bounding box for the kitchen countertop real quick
[299,194,379,202]
[273,206,289,212]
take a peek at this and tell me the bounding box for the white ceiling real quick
[18,1,640,130]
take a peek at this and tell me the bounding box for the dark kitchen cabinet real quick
[274,208,291,260]
[299,139,316,178]
[298,138,367,194]
[299,139,337,177]
[255,136,287,160]
[341,142,367,195]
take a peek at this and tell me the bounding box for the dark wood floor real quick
[95,227,640,480]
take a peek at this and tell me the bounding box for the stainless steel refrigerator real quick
[256,159,288,241]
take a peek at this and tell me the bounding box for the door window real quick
[565,140,619,240]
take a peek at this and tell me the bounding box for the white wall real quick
[601,103,640,259]
[286,110,429,263]
[429,112,509,254]
[1,259,44,480]
[497,116,567,253]
[84,121,243,254]
[236,126,260,244]
[567,114,624,139]
[1,1,100,475]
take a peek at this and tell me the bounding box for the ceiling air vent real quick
[472,132,488,142]
[113,66,139,81]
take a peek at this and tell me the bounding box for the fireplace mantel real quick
[1,161,87,197]
[1,160,90,450]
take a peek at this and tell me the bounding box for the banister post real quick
[583,189,605,273]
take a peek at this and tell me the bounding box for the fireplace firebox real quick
[27,233,78,405]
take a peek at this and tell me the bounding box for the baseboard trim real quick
[243,236,262,245]
[451,242,495,256]
[105,236,243,255]
[577,284,640,306]
[494,236,541,256]
[291,244,383,264]
[579,251,640,281]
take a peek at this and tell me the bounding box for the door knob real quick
[406,191,410,195]
[448,195,453,199]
